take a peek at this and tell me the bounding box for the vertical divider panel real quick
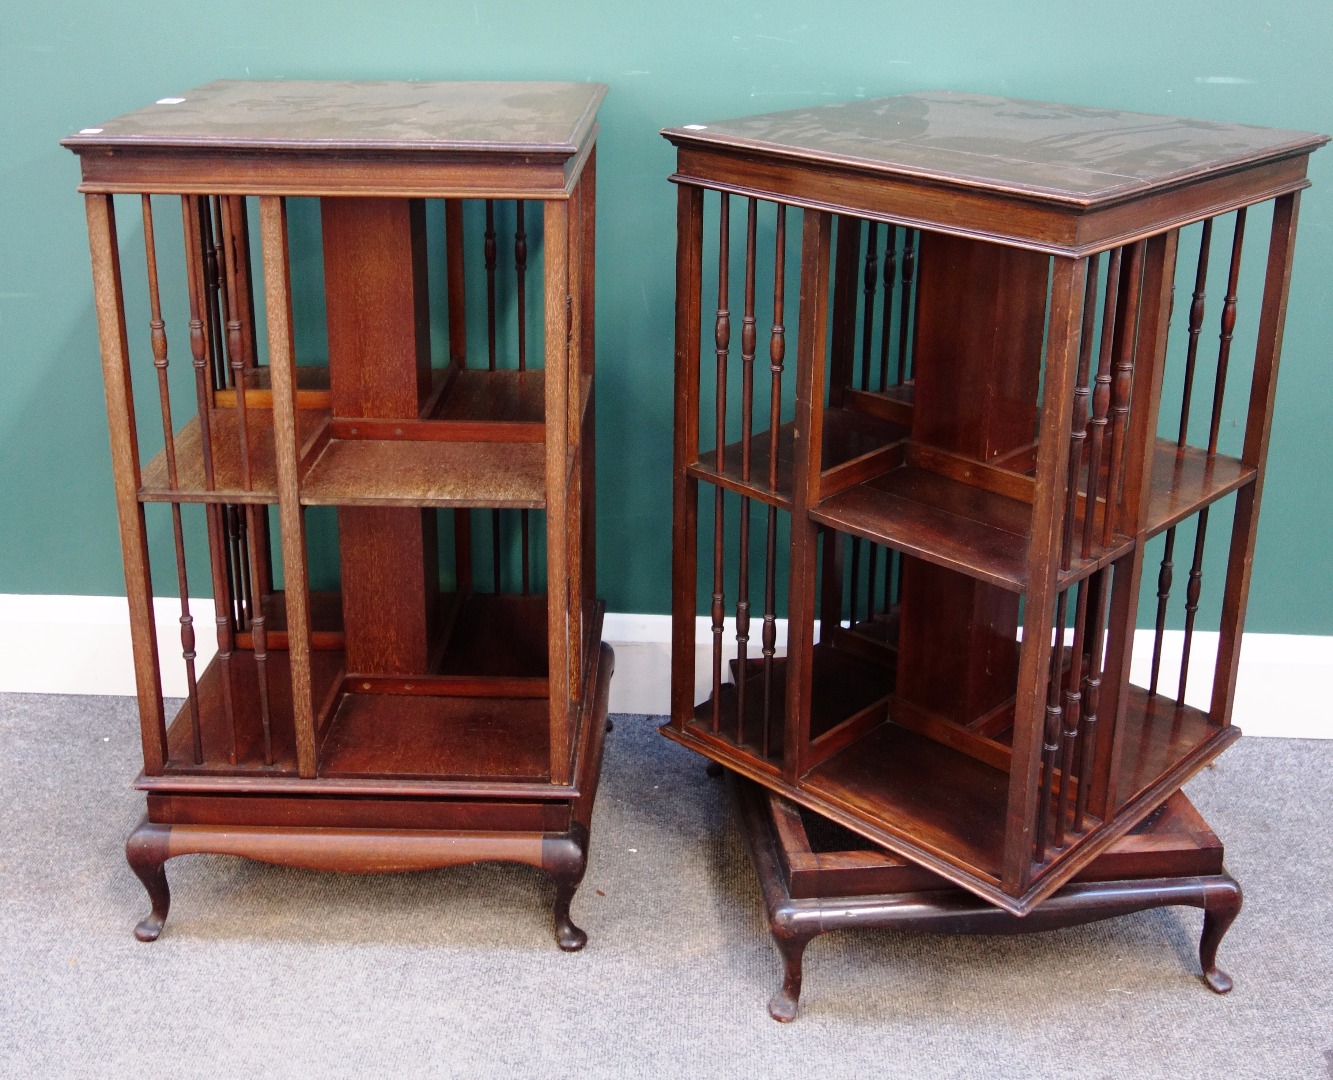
[784,209,832,783]
[259,195,318,779]
[543,198,573,783]
[85,193,168,774]
[670,185,705,729]
[1002,254,1086,895]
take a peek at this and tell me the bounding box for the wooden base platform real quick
[125,643,614,952]
[729,772,1242,1021]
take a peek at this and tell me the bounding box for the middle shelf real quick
[137,365,585,510]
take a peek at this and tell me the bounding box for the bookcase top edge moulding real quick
[662,90,1326,915]
[66,79,613,950]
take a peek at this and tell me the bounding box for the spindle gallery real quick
[64,80,613,949]
[661,91,1326,1016]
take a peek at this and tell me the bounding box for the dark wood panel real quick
[148,792,567,833]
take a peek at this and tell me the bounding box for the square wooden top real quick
[664,91,1326,210]
[64,80,606,157]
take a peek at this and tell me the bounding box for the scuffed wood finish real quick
[70,82,609,947]
[664,92,1327,255]
[65,81,608,199]
[662,94,1321,917]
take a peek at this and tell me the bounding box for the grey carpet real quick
[0,694,1329,1079]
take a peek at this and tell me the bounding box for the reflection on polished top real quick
[664,91,1328,206]
[63,80,607,155]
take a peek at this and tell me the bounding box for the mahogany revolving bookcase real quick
[65,80,612,950]
[662,93,1325,917]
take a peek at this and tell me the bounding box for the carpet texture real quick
[0,694,1329,1078]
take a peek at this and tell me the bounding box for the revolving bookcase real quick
[65,80,612,949]
[662,93,1325,915]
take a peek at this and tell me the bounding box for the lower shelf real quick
[159,592,599,786]
[318,690,550,782]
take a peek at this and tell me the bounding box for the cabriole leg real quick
[544,824,589,952]
[124,819,172,942]
[768,929,816,1022]
[1199,876,1242,993]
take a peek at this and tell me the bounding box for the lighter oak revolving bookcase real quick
[65,80,612,949]
[662,92,1326,915]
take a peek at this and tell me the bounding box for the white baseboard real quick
[1,594,1327,739]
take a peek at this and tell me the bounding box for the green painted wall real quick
[2,1,1330,632]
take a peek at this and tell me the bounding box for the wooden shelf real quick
[1113,684,1232,808]
[812,465,1132,593]
[300,437,545,508]
[163,647,346,775]
[803,720,1012,884]
[317,689,551,782]
[139,407,328,504]
[687,406,907,509]
[812,466,1032,590]
[1144,440,1255,537]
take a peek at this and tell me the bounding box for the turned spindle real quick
[142,195,203,765]
[736,199,758,744]
[1150,220,1213,695]
[516,201,531,594]
[898,229,916,382]
[878,225,898,391]
[1035,590,1068,862]
[1102,241,1146,547]
[207,198,229,388]
[1063,254,1100,568]
[1180,212,1247,704]
[1082,248,1123,560]
[183,195,236,761]
[1058,577,1090,839]
[1074,569,1111,831]
[1208,209,1247,455]
[485,201,502,592]
[217,196,270,763]
[761,205,786,759]
[711,193,730,733]
[860,222,878,391]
